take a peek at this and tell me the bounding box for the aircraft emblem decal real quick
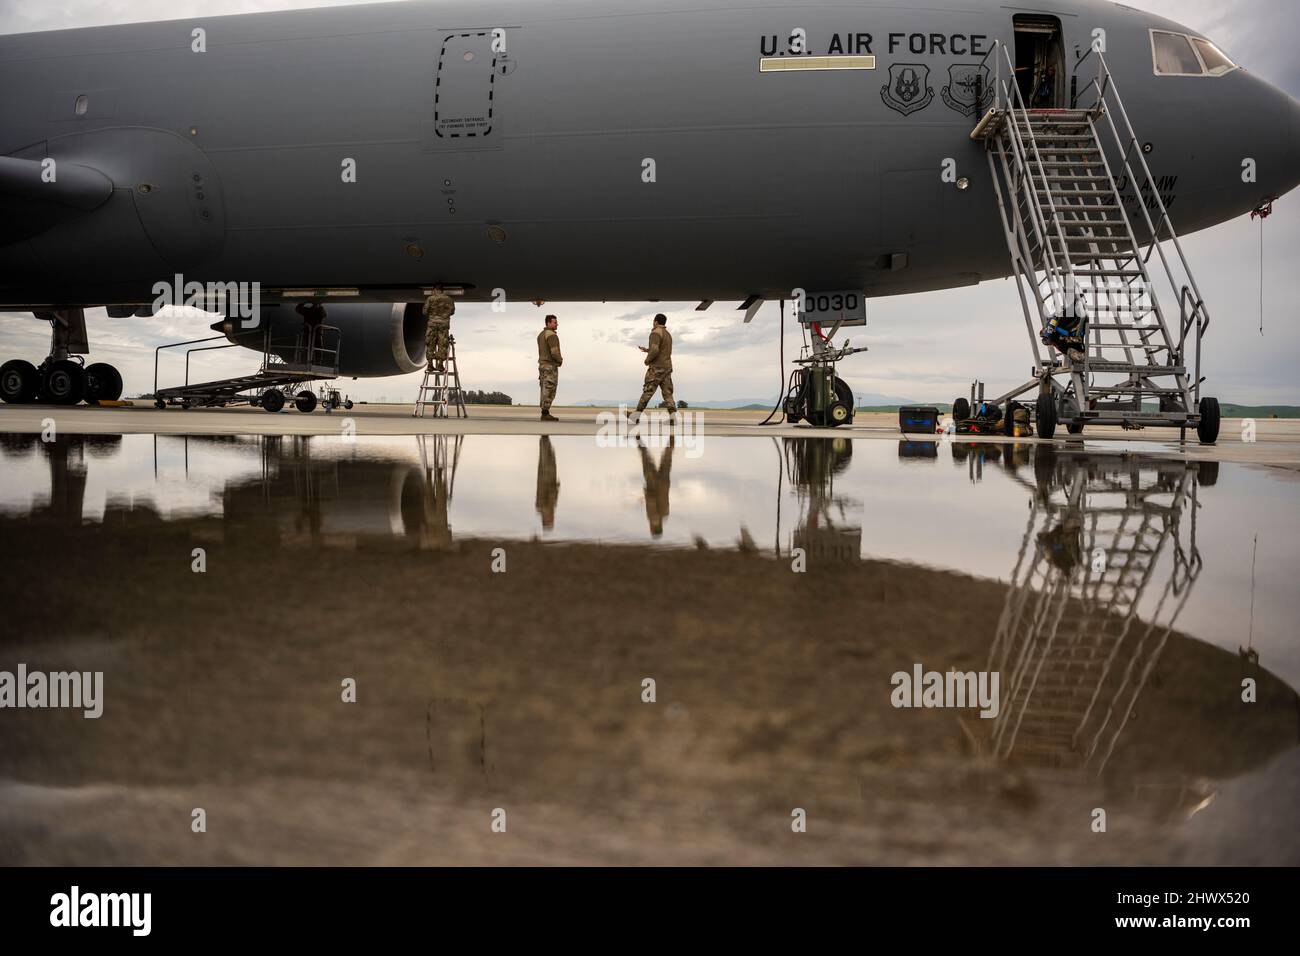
[880,63,934,116]
[941,63,994,115]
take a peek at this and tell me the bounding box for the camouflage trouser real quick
[538,364,559,412]
[425,320,450,366]
[636,366,676,413]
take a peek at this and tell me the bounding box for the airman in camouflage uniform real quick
[629,313,675,422]
[423,285,455,371]
[537,314,562,422]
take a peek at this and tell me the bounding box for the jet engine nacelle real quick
[215,302,426,377]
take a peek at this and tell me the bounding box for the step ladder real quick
[969,43,1218,442]
[413,433,462,549]
[982,449,1205,773]
[413,335,468,419]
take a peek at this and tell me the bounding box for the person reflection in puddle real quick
[638,437,673,538]
[535,436,560,531]
[1037,513,1083,573]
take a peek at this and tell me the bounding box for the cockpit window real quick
[1151,29,1238,77]
[1152,31,1202,75]
[1192,38,1236,76]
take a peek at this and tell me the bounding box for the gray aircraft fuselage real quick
[0,0,1297,310]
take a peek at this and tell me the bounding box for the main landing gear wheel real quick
[1036,392,1058,440]
[83,362,123,402]
[952,397,970,422]
[0,359,39,404]
[295,390,318,413]
[1197,397,1221,445]
[41,359,86,405]
[261,388,285,413]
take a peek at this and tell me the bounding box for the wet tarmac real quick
[1,432,1297,864]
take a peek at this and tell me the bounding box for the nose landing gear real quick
[782,321,868,429]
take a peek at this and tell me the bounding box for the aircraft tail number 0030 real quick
[798,291,867,327]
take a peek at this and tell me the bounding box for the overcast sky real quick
[1,0,1296,405]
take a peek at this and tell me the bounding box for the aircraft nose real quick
[1237,75,1300,207]
[1284,93,1300,197]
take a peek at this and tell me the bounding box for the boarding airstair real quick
[984,449,1206,773]
[153,323,342,413]
[970,43,1219,442]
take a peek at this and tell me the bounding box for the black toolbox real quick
[898,406,940,434]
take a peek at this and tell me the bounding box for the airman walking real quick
[629,313,676,422]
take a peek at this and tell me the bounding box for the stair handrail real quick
[153,333,232,397]
[1071,50,1212,380]
[978,39,1080,309]
[1179,286,1209,405]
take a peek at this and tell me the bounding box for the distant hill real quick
[1130,402,1299,418]
[1218,404,1300,419]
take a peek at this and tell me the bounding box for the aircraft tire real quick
[0,359,39,404]
[84,362,123,402]
[953,397,970,422]
[42,360,86,405]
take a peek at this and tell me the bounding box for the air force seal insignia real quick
[941,63,994,115]
[881,63,934,116]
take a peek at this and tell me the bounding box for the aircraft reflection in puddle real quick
[0,432,1295,863]
[777,437,861,563]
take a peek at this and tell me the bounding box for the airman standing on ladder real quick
[537,314,562,422]
[423,284,454,372]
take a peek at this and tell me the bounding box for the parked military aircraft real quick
[0,0,1296,403]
